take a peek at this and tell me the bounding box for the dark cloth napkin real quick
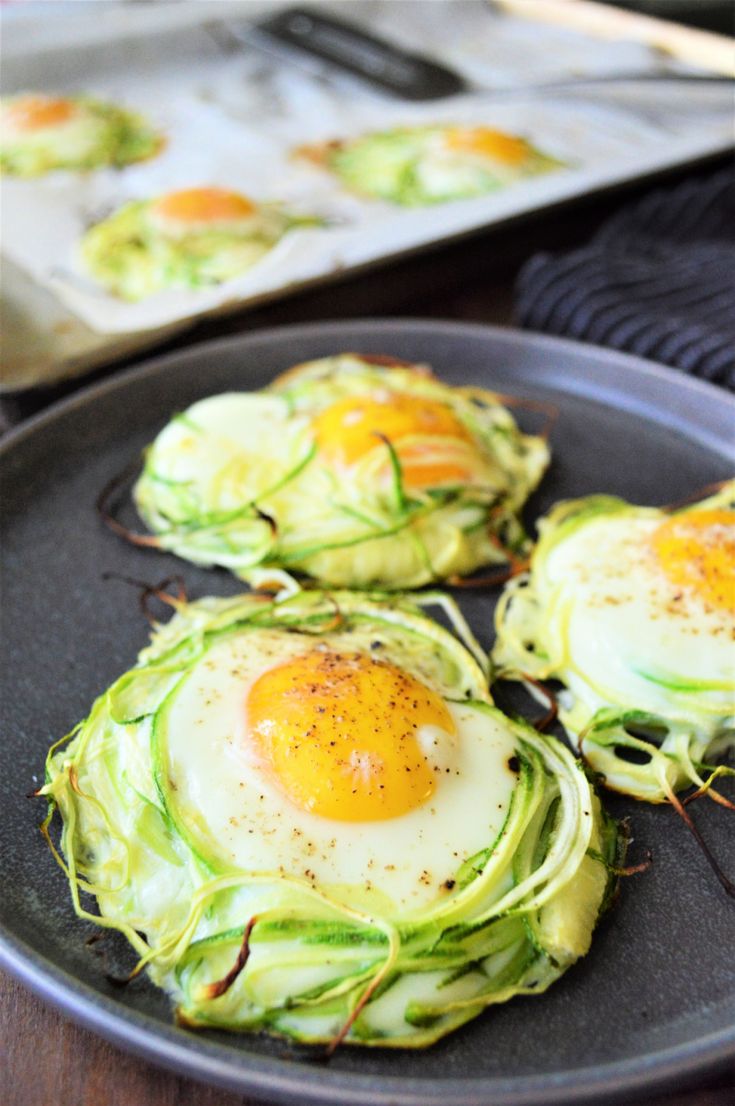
[515,167,735,390]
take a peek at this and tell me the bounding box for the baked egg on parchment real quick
[40,585,621,1047]
[492,481,735,806]
[0,92,162,176]
[80,186,323,300]
[297,124,565,206]
[128,354,550,589]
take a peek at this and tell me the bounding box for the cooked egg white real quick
[159,628,516,915]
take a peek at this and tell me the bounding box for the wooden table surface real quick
[3,164,734,1106]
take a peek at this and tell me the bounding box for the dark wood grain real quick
[1,971,256,1106]
[3,972,733,1106]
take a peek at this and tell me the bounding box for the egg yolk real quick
[313,392,474,488]
[6,95,76,132]
[651,509,735,614]
[247,650,454,821]
[445,127,528,165]
[150,187,256,226]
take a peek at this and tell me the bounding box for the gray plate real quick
[1,320,733,1106]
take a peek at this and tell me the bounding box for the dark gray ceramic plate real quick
[1,320,733,1106]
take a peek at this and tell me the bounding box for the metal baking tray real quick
[1,0,732,388]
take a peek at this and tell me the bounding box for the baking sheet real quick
[1,321,734,1105]
[1,0,733,339]
[0,256,186,392]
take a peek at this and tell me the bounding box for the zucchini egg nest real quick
[493,482,735,804]
[298,124,565,206]
[132,354,549,589]
[0,92,161,176]
[80,187,320,301]
[41,587,620,1047]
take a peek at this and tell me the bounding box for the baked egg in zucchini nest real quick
[133,355,549,590]
[80,187,323,301]
[41,587,621,1047]
[0,93,161,176]
[298,124,565,206]
[493,481,735,805]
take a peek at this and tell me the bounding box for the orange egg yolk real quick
[313,392,474,488]
[445,127,528,165]
[651,509,735,614]
[247,650,455,821]
[150,187,256,226]
[7,95,77,132]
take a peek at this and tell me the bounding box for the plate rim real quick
[2,318,734,1106]
[2,319,734,460]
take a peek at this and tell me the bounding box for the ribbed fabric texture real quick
[515,168,735,389]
